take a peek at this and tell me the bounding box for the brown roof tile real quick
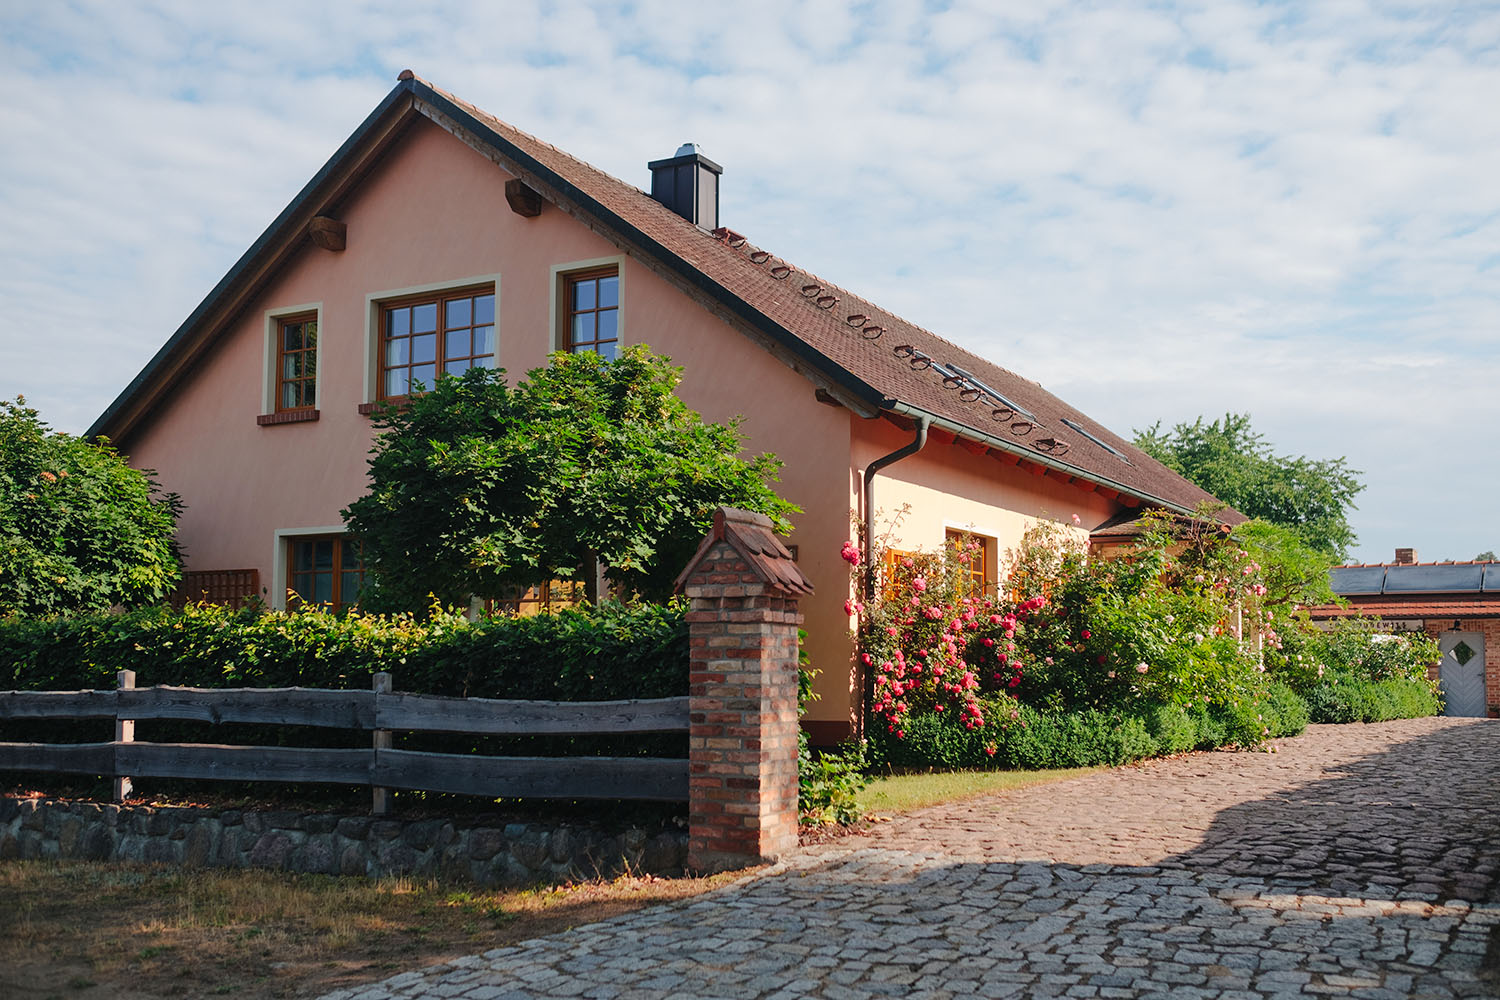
[418,76,1229,517]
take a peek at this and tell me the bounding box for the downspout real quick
[858,416,928,737]
[862,416,929,597]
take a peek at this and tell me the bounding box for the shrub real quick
[0,600,687,700]
[1144,703,1198,755]
[1305,674,1442,724]
[797,734,869,825]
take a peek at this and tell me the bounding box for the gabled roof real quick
[90,71,1228,516]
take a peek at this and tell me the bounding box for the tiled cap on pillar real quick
[673,508,812,597]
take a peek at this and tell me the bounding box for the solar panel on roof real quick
[1382,563,1485,594]
[1330,566,1387,595]
[1484,564,1500,593]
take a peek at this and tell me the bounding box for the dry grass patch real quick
[0,860,747,999]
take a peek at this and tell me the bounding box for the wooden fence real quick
[0,671,689,813]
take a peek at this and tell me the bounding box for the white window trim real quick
[270,525,349,611]
[362,274,502,404]
[550,255,626,354]
[262,302,323,414]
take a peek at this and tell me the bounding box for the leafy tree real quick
[1233,519,1337,609]
[1134,413,1363,559]
[1476,550,1497,563]
[0,397,183,615]
[344,349,799,610]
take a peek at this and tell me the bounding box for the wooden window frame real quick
[377,284,496,401]
[562,266,621,357]
[274,312,319,413]
[946,528,993,598]
[482,578,589,618]
[286,535,366,612]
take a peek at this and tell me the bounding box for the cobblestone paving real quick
[322,717,1500,999]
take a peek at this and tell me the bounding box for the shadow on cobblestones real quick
[1164,720,1500,904]
[324,719,1500,999]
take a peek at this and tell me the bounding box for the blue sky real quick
[2,0,1497,564]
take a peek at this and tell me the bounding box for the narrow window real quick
[288,536,365,611]
[276,314,318,411]
[380,287,495,399]
[564,267,620,358]
[946,529,992,597]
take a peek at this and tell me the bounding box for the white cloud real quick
[1,0,1497,561]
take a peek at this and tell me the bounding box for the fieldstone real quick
[144,837,179,864]
[248,832,294,870]
[217,828,243,866]
[642,833,683,874]
[403,819,445,850]
[18,831,42,859]
[549,827,572,863]
[78,824,114,861]
[469,827,505,860]
[336,816,371,839]
[510,832,550,871]
[19,800,42,830]
[339,844,367,876]
[0,796,18,823]
[57,817,84,856]
[371,820,403,841]
[0,834,18,859]
[241,811,266,835]
[184,822,216,866]
[220,809,243,827]
[304,813,338,835]
[291,840,337,874]
[101,804,120,826]
[42,802,63,835]
[375,842,419,875]
[266,810,302,831]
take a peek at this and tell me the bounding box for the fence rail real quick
[0,673,690,808]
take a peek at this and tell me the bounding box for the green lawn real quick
[857,766,1101,815]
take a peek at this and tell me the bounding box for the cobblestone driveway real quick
[323,717,1500,1000]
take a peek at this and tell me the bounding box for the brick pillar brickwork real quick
[675,508,811,873]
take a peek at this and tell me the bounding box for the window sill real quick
[359,398,409,416]
[257,409,319,426]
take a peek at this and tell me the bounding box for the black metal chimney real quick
[648,143,722,229]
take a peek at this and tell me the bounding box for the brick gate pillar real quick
[674,508,812,873]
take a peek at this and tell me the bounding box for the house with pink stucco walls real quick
[89,72,1226,743]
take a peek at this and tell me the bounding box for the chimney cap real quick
[674,142,701,157]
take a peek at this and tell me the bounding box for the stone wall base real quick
[0,795,687,886]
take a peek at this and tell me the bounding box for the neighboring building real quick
[1316,548,1500,719]
[88,72,1228,742]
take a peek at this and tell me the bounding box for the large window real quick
[287,536,365,611]
[380,287,495,399]
[483,579,589,617]
[276,314,318,410]
[564,267,619,358]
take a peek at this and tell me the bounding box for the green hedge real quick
[868,682,1312,772]
[1304,675,1443,724]
[0,601,687,700]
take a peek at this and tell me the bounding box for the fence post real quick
[674,508,811,873]
[114,670,135,803]
[371,672,392,816]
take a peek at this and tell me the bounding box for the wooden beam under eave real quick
[928,427,957,447]
[308,216,346,251]
[1120,494,1141,508]
[989,448,1022,466]
[959,438,988,457]
[1096,486,1120,501]
[1021,460,1045,476]
[1044,469,1072,485]
[1074,480,1098,493]
[505,178,543,217]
